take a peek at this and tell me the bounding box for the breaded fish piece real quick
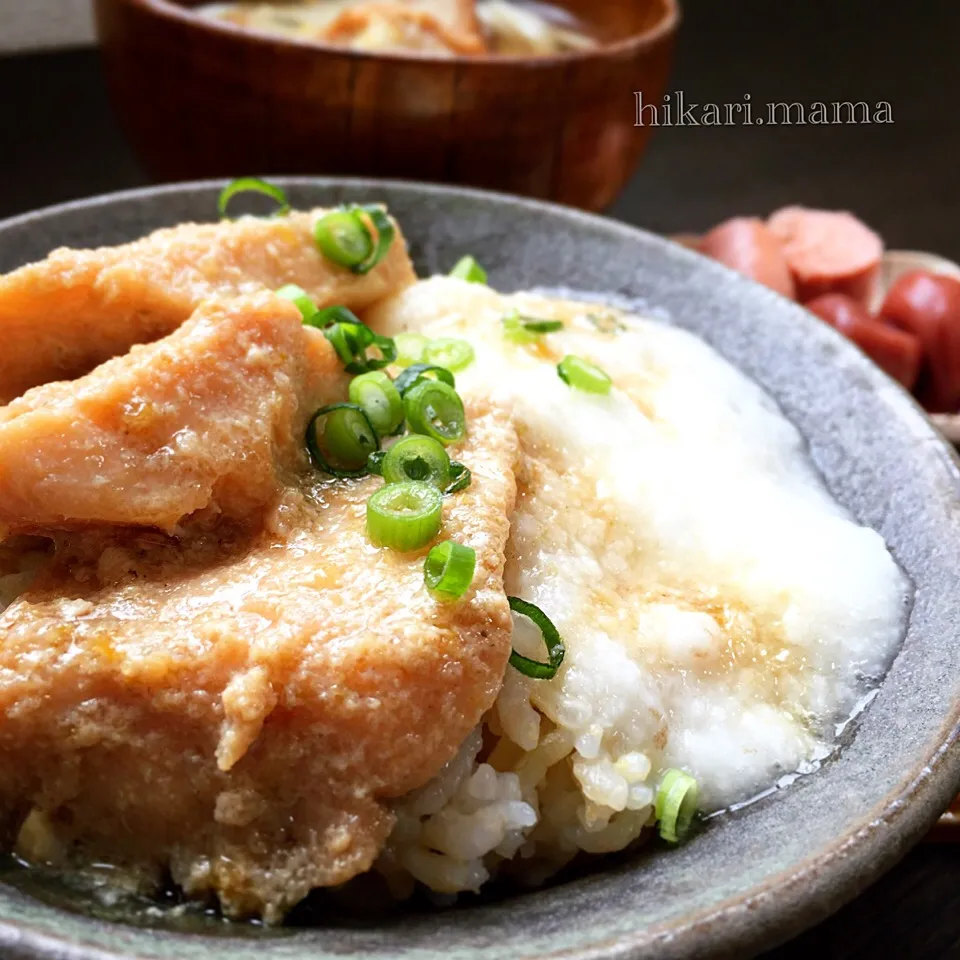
[0,400,518,921]
[0,208,415,403]
[0,293,345,534]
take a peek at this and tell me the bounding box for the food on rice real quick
[0,182,908,921]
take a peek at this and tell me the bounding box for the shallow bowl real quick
[1,178,959,960]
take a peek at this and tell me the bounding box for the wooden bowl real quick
[93,0,678,211]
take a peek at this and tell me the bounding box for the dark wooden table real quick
[0,1,958,956]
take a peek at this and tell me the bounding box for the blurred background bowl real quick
[93,0,678,211]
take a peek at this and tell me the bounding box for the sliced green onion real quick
[349,371,404,436]
[655,769,698,844]
[314,205,395,275]
[322,318,371,366]
[368,336,398,371]
[366,481,443,551]
[423,338,475,373]
[502,311,565,344]
[518,317,564,334]
[306,403,379,479]
[445,461,472,496]
[352,205,395,274]
[382,435,451,490]
[450,255,488,284]
[324,321,367,365]
[424,541,477,600]
[276,283,318,323]
[508,597,566,680]
[309,304,362,331]
[393,363,456,396]
[395,332,430,367]
[367,450,387,476]
[313,210,372,268]
[317,309,396,374]
[557,355,612,395]
[218,177,290,219]
[404,380,466,447]
[587,312,626,334]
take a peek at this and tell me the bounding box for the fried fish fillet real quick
[0,293,345,534]
[0,398,518,921]
[0,208,415,403]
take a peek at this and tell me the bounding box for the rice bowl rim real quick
[0,177,956,960]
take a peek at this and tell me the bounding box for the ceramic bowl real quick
[1,178,959,960]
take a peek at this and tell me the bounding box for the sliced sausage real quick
[879,270,960,412]
[698,217,796,299]
[767,207,883,305]
[807,293,921,390]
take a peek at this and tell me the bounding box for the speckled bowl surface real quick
[0,179,959,960]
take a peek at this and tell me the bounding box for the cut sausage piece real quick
[806,293,921,390]
[698,218,796,299]
[767,207,883,305]
[880,271,960,412]
[0,208,415,403]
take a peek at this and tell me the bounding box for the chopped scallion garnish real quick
[308,304,360,331]
[348,371,404,437]
[276,283,318,323]
[423,338,475,373]
[424,541,477,600]
[518,318,564,334]
[218,177,290,219]
[502,312,565,343]
[366,481,443,552]
[313,210,372,268]
[395,332,430,368]
[445,461,472,496]
[655,769,698,844]
[404,380,466,447]
[316,308,397,374]
[367,450,387,476]
[306,403,379,479]
[587,312,626,334]
[450,256,488,284]
[314,205,395,275]
[557,355,612,395]
[508,598,565,680]
[394,363,456,396]
[382,435,451,490]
